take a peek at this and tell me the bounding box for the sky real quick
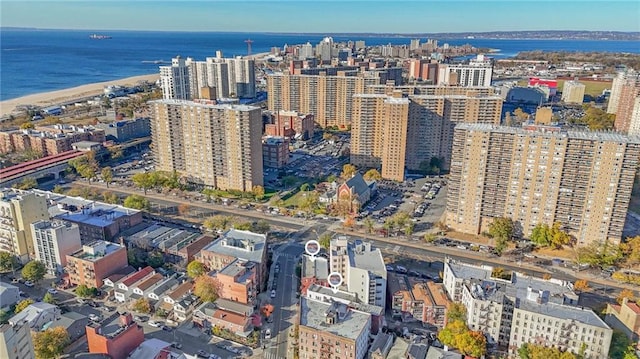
[1,0,639,33]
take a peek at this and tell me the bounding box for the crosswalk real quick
[263,351,286,359]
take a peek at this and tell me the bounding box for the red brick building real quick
[65,241,128,289]
[86,313,144,359]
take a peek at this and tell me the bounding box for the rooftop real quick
[347,240,386,278]
[218,260,255,283]
[301,255,328,280]
[88,313,139,340]
[127,223,201,252]
[210,308,250,326]
[134,273,163,291]
[119,266,155,287]
[517,300,610,329]
[214,298,254,317]
[201,229,266,263]
[126,338,171,359]
[167,281,193,301]
[455,122,640,144]
[69,241,124,262]
[151,99,260,112]
[299,297,370,340]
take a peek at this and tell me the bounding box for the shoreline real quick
[0,73,160,117]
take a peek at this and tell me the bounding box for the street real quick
[264,243,303,359]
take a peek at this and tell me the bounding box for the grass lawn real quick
[282,191,307,208]
[516,79,612,98]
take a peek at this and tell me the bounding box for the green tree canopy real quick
[194,275,221,302]
[75,284,98,298]
[132,298,152,314]
[101,167,114,187]
[363,169,382,181]
[252,185,265,200]
[43,292,57,305]
[187,260,206,278]
[251,220,271,234]
[447,302,467,322]
[13,177,38,190]
[318,233,332,249]
[21,261,46,283]
[131,172,155,195]
[15,299,35,313]
[123,194,150,210]
[340,164,357,179]
[0,252,19,272]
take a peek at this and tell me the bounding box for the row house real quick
[114,266,155,303]
[193,301,252,336]
[158,281,196,322]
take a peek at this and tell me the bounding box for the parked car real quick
[148,320,163,328]
[24,281,34,287]
[88,314,102,322]
[162,325,172,332]
[134,315,147,322]
[47,288,58,294]
[196,350,210,358]
[270,290,276,298]
[264,329,272,340]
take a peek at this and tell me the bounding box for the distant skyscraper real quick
[607,71,635,114]
[613,74,640,133]
[151,100,263,191]
[381,43,394,57]
[446,123,640,246]
[410,38,421,50]
[561,80,586,104]
[437,54,493,87]
[316,37,333,62]
[159,56,191,100]
[299,42,314,60]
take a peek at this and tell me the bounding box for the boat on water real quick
[90,34,112,40]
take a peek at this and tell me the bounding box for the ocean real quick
[1,29,639,101]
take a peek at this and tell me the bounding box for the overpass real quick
[0,150,84,187]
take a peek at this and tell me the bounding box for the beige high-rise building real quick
[446,123,640,246]
[267,71,384,128]
[607,71,637,114]
[151,100,263,192]
[628,97,640,136]
[350,90,502,181]
[0,189,48,263]
[561,80,586,104]
[614,77,640,133]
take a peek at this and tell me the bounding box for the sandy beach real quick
[0,73,160,117]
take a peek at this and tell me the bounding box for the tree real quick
[20,121,35,130]
[21,261,46,283]
[363,169,382,181]
[437,319,468,348]
[0,252,19,272]
[108,146,123,160]
[124,194,150,210]
[513,107,530,121]
[33,326,70,359]
[447,302,467,322]
[576,239,623,269]
[517,343,577,359]
[233,221,252,230]
[299,183,310,193]
[187,260,206,278]
[101,167,113,187]
[620,235,640,267]
[15,299,34,313]
[69,151,99,181]
[458,330,487,358]
[530,223,552,247]
[132,297,152,314]
[13,177,38,190]
[131,172,155,195]
[549,222,571,249]
[318,233,332,249]
[616,289,636,305]
[488,217,514,241]
[146,251,164,268]
[573,279,590,292]
[194,275,221,302]
[424,233,437,243]
[43,292,57,305]
[177,203,190,216]
[609,330,633,359]
[203,215,233,231]
[363,217,375,234]
[76,284,97,298]
[340,164,357,179]
[102,191,119,204]
[156,308,168,318]
[52,185,65,194]
[251,220,271,234]
[252,185,265,200]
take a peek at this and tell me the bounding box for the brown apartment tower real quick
[446,123,640,246]
[150,99,263,192]
[351,88,502,181]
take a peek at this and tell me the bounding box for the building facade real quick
[262,137,289,169]
[160,56,190,100]
[66,241,128,288]
[561,80,586,104]
[613,75,640,133]
[96,117,151,142]
[31,220,82,275]
[446,123,640,246]
[605,298,640,349]
[86,313,144,359]
[437,55,493,87]
[264,110,315,139]
[0,189,48,262]
[151,100,263,191]
[0,321,35,359]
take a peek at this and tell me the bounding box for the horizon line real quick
[2,27,640,35]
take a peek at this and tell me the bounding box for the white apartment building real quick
[299,42,314,60]
[160,56,191,100]
[437,54,493,87]
[0,321,35,359]
[31,220,82,275]
[329,237,387,310]
[443,259,611,358]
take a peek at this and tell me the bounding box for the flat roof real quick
[348,241,386,278]
[201,229,266,263]
[299,297,370,341]
[69,241,124,262]
[517,300,610,329]
[302,255,328,280]
[151,99,260,112]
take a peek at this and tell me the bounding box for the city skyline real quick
[2,0,639,33]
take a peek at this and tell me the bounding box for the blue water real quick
[1,29,639,101]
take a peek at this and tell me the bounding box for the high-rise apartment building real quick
[266,71,386,128]
[437,55,493,87]
[316,37,333,62]
[159,56,190,100]
[0,189,48,263]
[410,39,421,51]
[613,75,640,133]
[561,80,586,104]
[351,90,502,180]
[299,42,314,60]
[151,100,263,191]
[31,220,82,275]
[628,97,640,136]
[446,123,640,246]
[0,321,35,359]
[607,71,637,114]
[443,259,611,358]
